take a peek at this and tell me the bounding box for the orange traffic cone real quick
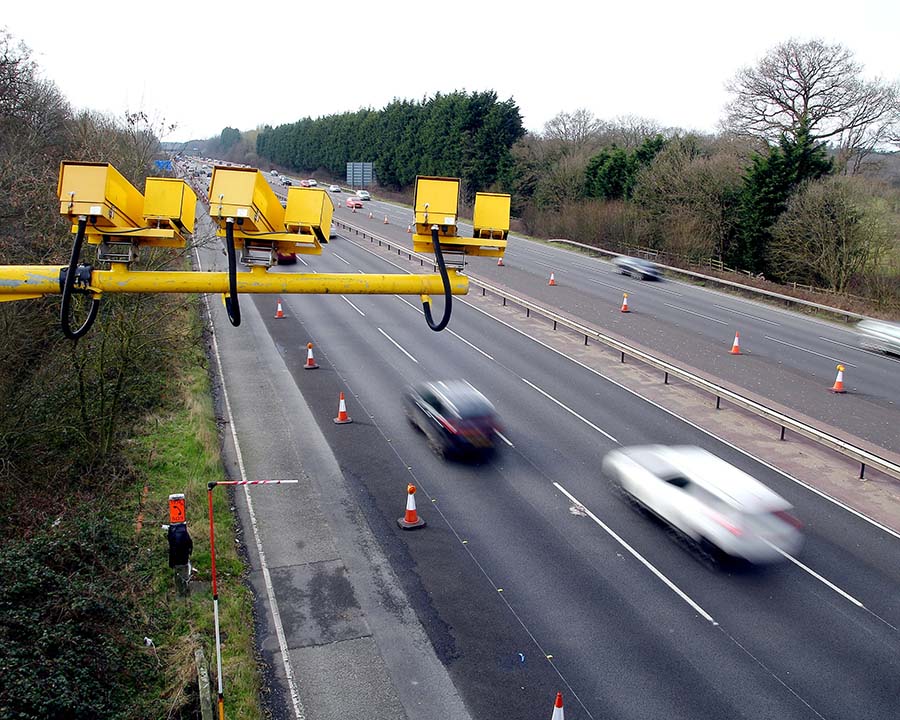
[407,224,412,233]
[352,206,356,213]
[275,298,285,319]
[383,215,389,224]
[551,692,565,720]
[333,392,352,424]
[548,272,557,286]
[620,292,630,313]
[497,256,504,267]
[830,364,846,393]
[397,484,426,530]
[368,211,373,220]
[730,331,742,355]
[303,342,319,370]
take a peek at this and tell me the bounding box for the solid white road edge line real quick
[554,482,717,625]
[521,378,618,443]
[194,249,307,720]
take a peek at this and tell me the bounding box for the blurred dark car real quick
[404,380,500,458]
[612,256,662,280]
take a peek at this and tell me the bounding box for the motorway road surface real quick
[194,191,900,719]
[327,195,900,456]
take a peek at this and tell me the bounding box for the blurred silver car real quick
[602,445,803,564]
[857,319,900,356]
[612,256,662,280]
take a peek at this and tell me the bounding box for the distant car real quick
[307,179,318,187]
[355,190,371,200]
[404,380,501,458]
[856,319,900,356]
[328,184,341,193]
[270,170,278,176]
[346,197,363,209]
[282,177,292,186]
[299,180,311,187]
[613,256,661,280]
[602,445,803,565]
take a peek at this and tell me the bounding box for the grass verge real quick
[125,300,263,718]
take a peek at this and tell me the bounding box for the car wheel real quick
[698,538,727,568]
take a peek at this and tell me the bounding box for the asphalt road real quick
[239,226,900,719]
[328,195,900,455]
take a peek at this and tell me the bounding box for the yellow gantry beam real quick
[0,264,468,300]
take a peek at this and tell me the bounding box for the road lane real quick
[333,207,900,451]
[258,232,900,718]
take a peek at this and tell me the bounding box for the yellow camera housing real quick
[143,178,197,244]
[58,161,144,229]
[283,187,334,254]
[411,176,509,258]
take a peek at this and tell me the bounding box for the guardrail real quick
[333,218,900,482]
[547,238,869,323]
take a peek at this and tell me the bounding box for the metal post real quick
[716,396,721,410]
[780,426,786,441]
[664,372,669,385]
[620,351,625,363]
[859,462,866,480]
[207,485,225,720]
[526,308,530,318]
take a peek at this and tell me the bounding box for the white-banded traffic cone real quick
[497,256,504,267]
[407,223,412,233]
[397,484,426,530]
[333,392,352,424]
[383,215,389,224]
[620,292,630,313]
[368,211,373,220]
[550,692,564,720]
[730,331,742,355]
[304,342,319,370]
[275,298,285,319]
[830,364,846,393]
[548,272,557,286]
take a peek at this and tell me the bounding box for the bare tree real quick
[633,135,746,259]
[605,115,664,149]
[769,175,896,293]
[723,39,900,172]
[542,108,607,151]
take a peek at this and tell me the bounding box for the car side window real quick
[663,475,690,489]
[418,389,436,407]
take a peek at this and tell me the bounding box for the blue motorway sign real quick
[154,160,173,172]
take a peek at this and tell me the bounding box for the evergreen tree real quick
[730,119,832,272]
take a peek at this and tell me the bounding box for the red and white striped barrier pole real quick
[206,479,300,719]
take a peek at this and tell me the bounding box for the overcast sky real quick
[5,0,899,143]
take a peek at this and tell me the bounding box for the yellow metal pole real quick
[0,265,468,299]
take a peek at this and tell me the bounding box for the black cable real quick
[59,217,101,340]
[423,225,452,332]
[224,220,241,326]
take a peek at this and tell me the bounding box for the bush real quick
[0,516,155,719]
